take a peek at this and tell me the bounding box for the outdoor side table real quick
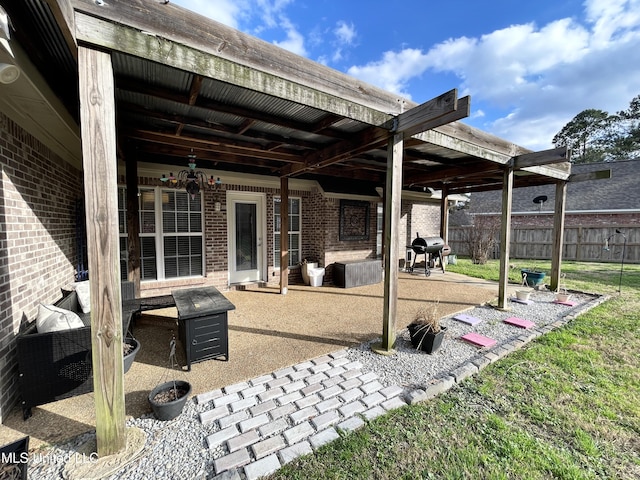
[172,286,235,371]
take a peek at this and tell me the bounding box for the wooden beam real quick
[280,177,289,294]
[118,101,324,151]
[550,181,567,292]
[127,129,304,164]
[283,126,390,177]
[498,164,514,309]
[520,161,572,180]
[286,91,470,178]
[513,146,568,169]
[402,96,470,139]
[406,160,501,186]
[380,133,404,352]
[78,46,126,456]
[569,169,612,182]
[394,89,458,138]
[398,90,471,138]
[75,11,395,126]
[176,74,203,136]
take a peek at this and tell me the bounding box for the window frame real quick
[118,186,205,282]
[273,196,302,268]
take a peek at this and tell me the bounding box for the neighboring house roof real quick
[466,160,640,214]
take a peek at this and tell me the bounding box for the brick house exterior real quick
[0,111,444,420]
[0,113,83,421]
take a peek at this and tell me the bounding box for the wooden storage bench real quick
[333,259,383,288]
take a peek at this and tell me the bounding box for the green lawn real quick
[269,260,640,479]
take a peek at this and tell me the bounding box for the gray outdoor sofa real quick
[15,283,140,419]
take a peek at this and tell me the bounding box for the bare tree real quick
[461,215,501,264]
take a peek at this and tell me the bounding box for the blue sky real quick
[171,0,640,151]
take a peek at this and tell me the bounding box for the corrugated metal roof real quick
[6,0,573,193]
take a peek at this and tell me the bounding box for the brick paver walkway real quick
[196,350,406,479]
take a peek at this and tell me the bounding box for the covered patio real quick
[0,270,504,449]
[1,0,579,457]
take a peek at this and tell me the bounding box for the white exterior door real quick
[228,192,265,284]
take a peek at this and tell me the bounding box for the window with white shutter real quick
[119,187,204,281]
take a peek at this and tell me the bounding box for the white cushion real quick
[36,304,85,333]
[74,281,91,313]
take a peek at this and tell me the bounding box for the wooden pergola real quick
[6,0,575,455]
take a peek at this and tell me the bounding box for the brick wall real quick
[130,181,442,290]
[0,112,81,422]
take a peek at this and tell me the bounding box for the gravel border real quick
[347,290,607,392]
[25,289,606,480]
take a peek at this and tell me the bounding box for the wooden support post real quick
[550,181,567,291]
[440,187,450,272]
[279,176,289,294]
[381,186,387,266]
[78,46,126,456]
[440,186,449,244]
[498,164,514,309]
[125,154,141,296]
[380,133,403,352]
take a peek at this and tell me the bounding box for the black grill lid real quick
[410,234,444,253]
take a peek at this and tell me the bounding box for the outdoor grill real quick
[406,234,448,276]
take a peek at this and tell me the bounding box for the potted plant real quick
[148,335,192,421]
[407,301,446,354]
[123,337,141,374]
[520,266,546,287]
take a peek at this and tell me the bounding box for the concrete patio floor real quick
[0,270,509,450]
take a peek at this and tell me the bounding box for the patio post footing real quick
[371,341,396,356]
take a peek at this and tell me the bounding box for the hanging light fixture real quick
[160,150,221,200]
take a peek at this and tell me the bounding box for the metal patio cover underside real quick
[6,0,570,193]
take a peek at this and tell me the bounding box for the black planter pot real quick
[148,380,192,421]
[408,324,447,354]
[123,338,141,374]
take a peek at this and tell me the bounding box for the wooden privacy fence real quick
[448,225,640,263]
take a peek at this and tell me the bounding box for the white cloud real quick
[346,1,640,150]
[254,0,294,27]
[334,21,356,45]
[347,48,430,98]
[585,0,640,46]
